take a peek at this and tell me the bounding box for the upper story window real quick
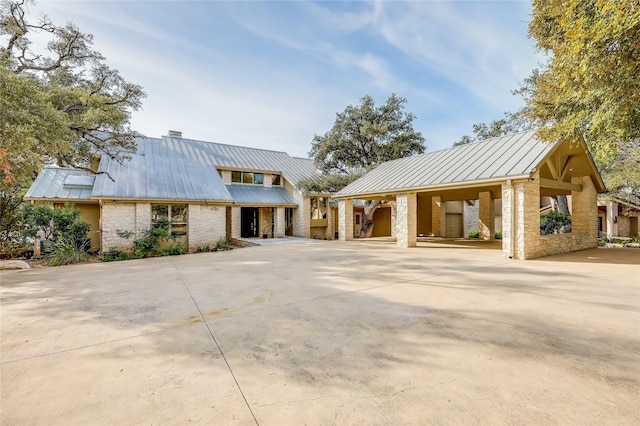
[230,171,264,185]
[310,197,327,220]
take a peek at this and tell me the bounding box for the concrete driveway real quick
[1,240,639,425]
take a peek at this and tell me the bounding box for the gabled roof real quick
[25,168,95,201]
[227,185,297,206]
[336,130,558,198]
[92,137,233,202]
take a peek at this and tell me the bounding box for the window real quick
[152,204,188,236]
[229,170,266,185]
[310,197,327,220]
[272,175,281,186]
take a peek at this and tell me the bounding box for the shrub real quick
[468,230,480,239]
[102,247,132,262]
[47,236,88,266]
[196,244,211,253]
[540,211,572,235]
[215,236,230,251]
[495,231,502,240]
[161,242,185,256]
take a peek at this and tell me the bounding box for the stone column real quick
[514,174,541,260]
[479,191,495,240]
[571,176,598,245]
[275,207,286,237]
[606,200,618,238]
[231,206,241,239]
[396,193,417,248]
[338,200,354,241]
[431,196,446,237]
[501,184,514,258]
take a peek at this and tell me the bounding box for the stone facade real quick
[463,201,478,238]
[479,191,495,241]
[396,193,417,248]
[220,170,232,184]
[338,200,354,241]
[101,202,138,250]
[275,207,286,237]
[231,206,241,239]
[187,204,226,250]
[259,207,273,238]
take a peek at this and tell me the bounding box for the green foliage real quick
[307,94,425,193]
[526,0,640,175]
[297,172,363,194]
[540,211,572,235]
[47,236,88,266]
[495,231,502,240]
[215,236,230,251]
[196,244,211,253]
[101,247,132,262]
[468,230,480,239]
[22,204,90,251]
[160,242,185,256]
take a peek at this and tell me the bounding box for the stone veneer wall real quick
[293,192,310,238]
[503,174,597,260]
[231,207,241,239]
[188,204,226,250]
[338,200,354,241]
[396,193,417,248]
[101,202,139,251]
[618,216,630,237]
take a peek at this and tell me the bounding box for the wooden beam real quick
[539,178,582,192]
[546,159,558,180]
[559,155,573,180]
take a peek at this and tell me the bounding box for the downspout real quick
[506,179,515,259]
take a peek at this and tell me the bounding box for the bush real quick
[495,231,502,240]
[468,230,480,239]
[102,247,132,262]
[196,244,211,253]
[161,242,185,256]
[540,211,572,235]
[215,236,230,251]
[47,236,88,266]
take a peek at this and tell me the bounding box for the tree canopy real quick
[0,0,145,185]
[453,111,534,146]
[525,0,640,163]
[302,94,425,237]
[307,93,425,179]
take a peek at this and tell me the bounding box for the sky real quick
[29,0,541,158]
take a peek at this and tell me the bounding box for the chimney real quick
[167,130,182,138]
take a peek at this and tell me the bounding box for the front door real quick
[241,207,259,238]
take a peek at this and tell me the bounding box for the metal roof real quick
[24,168,95,201]
[92,137,233,201]
[227,185,297,206]
[336,130,553,197]
[160,136,320,186]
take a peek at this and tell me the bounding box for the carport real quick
[334,130,605,260]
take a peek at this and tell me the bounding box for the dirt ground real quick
[1,239,639,425]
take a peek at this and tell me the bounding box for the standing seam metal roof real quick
[336,130,553,197]
[24,168,95,200]
[226,185,297,205]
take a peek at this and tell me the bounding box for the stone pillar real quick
[338,200,354,241]
[571,176,598,244]
[513,174,541,260]
[479,191,495,240]
[390,202,397,237]
[231,206,241,239]
[275,207,286,237]
[431,196,446,237]
[606,200,618,238]
[396,193,417,248]
[260,207,273,238]
[501,184,514,258]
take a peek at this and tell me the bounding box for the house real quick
[597,197,640,238]
[334,130,606,260]
[24,131,335,253]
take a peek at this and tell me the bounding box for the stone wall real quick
[396,193,417,248]
[231,207,241,239]
[618,216,630,237]
[275,207,286,237]
[463,201,478,238]
[188,204,226,250]
[338,200,354,241]
[101,202,138,251]
[293,193,310,238]
[260,207,273,238]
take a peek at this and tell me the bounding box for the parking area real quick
[1,240,639,425]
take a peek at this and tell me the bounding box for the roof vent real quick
[167,130,182,138]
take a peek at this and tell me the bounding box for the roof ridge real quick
[161,135,293,156]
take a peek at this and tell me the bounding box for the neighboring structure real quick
[334,130,606,260]
[597,197,640,238]
[25,132,334,252]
